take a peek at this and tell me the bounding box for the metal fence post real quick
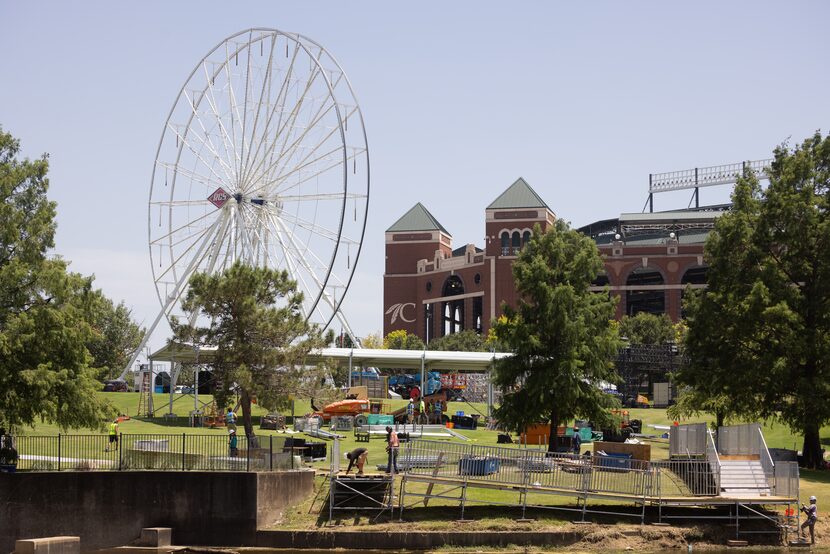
[246,436,251,472]
[182,433,186,471]
[269,435,273,471]
[118,434,122,471]
[57,433,61,471]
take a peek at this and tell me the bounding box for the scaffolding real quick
[396,438,797,538]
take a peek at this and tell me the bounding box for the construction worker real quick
[801,495,818,544]
[385,426,399,473]
[228,428,238,457]
[344,447,368,475]
[106,419,119,452]
[406,398,415,424]
[432,398,443,424]
[418,397,427,424]
[225,408,237,431]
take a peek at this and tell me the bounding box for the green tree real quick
[491,222,621,448]
[0,128,114,430]
[677,132,830,467]
[172,262,333,442]
[360,332,383,349]
[383,329,425,350]
[85,293,145,381]
[618,313,676,345]
[427,329,488,352]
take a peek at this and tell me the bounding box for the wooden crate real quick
[592,441,651,461]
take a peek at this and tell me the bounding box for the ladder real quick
[136,371,154,417]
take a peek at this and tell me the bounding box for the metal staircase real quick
[719,458,771,496]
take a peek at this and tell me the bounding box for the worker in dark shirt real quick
[344,447,368,475]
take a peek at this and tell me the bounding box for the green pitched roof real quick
[386,202,450,235]
[486,177,549,210]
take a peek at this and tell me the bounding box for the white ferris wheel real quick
[123,28,369,376]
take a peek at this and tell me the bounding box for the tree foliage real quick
[618,312,676,345]
[172,262,333,441]
[427,329,489,352]
[383,329,425,350]
[85,293,145,381]
[676,132,830,467]
[491,221,621,448]
[0,128,114,431]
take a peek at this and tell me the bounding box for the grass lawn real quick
[13,393,830,508]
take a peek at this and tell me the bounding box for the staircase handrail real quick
[757,426,775,490]
[706,428,721,493]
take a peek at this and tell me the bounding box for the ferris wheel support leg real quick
[116,299,176,382]
[118,216,226,381]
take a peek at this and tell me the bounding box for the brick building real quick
[383,177,716,342]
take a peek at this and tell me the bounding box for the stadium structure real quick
[383,160,771,342]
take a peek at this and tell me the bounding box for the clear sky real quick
[1,1,828,358]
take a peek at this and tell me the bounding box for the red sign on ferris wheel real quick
[207,187,230,208]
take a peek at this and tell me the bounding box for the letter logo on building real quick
[385,302,416,324]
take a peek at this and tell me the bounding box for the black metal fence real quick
[10,434,297,472]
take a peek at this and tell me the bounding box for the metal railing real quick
[650,159,772,193]
[11,434,296,472]
[651,458,719,497]
[718,423,761,456]
[757,426,775,487]
[773,461,799,498]
[669,423,707,457]
[706,428,722,493]
[403,439,652,500]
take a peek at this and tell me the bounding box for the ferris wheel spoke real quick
[255,76,345,188]
[155,213,224,284]
[167,123,232,187]
[247,101,339,194]
[277,191,366,203]
[271,214,334,316]
[150,199,213,207]
[265,61,323,182]
[181,90,238,184]
[265,213,314,318]
[253,38,303,180]
[150,209,218,246]
[248,143,342,199]
[239,32,278,190]
[274,210,346,244]
[265,86,352,186]
[157,162,226,190]
[202,62,241,180]
[273,147,364,197]
[223,42,245,180]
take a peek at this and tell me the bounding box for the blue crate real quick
[458,456,500,476]
[596,452,632,471]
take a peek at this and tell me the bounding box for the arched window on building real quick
[522,230,531,247]
[592,273,610,287]
[472,297,483,334]
[500,231,510,256]
[626,267,665,316]
[511,231,521,255]
[680,266,708,318]
[442,275,465,336]
[424,303,434,344]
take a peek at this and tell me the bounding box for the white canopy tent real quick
[147,343,512,417]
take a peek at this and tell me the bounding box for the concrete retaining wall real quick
[256,529,584,549]
[0,470,313,553]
